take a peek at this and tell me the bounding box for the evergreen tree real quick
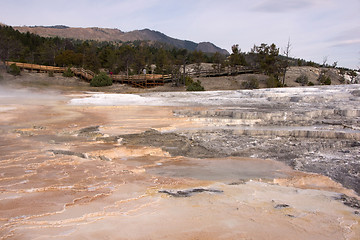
[251,43,281,82]
[229,44,246,71]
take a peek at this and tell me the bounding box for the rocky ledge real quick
[120,85,360,195]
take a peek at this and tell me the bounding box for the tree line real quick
[0,25,217,74]
[1,25,335,87]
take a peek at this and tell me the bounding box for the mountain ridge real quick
[13,25,229,55]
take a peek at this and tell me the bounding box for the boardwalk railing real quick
[111,74,172,88]
[5,61,171,88]
[187,67,255,77]
[6,61,255,88]
[5,61,66,73]
[71,67,95,81]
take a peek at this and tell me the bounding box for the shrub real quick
[266,75,282,88]
[295,74,309,86]
[339,76,345,84]
[90,72,113,87]
[307,81,314,86]
[242,77,259,89]
[324,77,331,85]
[185,76,194,86]
[186,80,205,91]
[62,68,74,77]
[318,74,331,85]
[184,76,204,91]
[323,77,331,85]
[48,71,54,77]
[8,63,21,76]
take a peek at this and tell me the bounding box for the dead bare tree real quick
[322,56,328,67]
[281,38,292,86]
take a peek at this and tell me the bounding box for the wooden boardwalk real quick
[6,61,171,88]
[5,61,254,88]
[5,61,66,73]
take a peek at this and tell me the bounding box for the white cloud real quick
[253,0,313,12]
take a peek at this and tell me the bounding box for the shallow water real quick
[146,157,291,181]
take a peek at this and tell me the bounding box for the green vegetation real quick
[318,74,331,85]
[90,72,113,87]
[250,43,280,77]
[242,77,259,89]
[184,76,194,86]
[229,44,246,71]
[8,63,21,76]
[248,43,288,88]
[307,81,314,86]
[0,25,350,88]
[211,52,226,73]
[62,68,74,77]
[266,75,282,88]
[348,70,358,83]
[295,74,309,86]
[339,76,345,84]
[55,50,83,67]
[0,25,217,75]
[186,81,205,91]
[185,76,204,91]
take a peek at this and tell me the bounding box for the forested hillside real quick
[1,25,356,87]
[0,25,225,75]
[14,25,229,55]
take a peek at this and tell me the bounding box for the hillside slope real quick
[14,25,229,55]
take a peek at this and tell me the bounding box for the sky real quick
[1,0,359,69]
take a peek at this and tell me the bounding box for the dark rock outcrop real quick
[159,188,224,197]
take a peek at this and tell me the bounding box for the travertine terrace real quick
[1,84,360,239]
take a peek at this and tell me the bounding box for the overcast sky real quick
[1,0,359,69]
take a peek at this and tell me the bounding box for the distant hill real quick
[14,25,229,55]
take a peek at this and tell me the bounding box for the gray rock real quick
[274,204,290,209]
[334,194,360,209]
[159,188,224,197]
[48,149,87,159]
